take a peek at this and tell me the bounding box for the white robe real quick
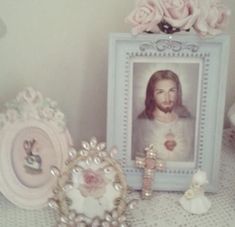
[179,185,211,214]
[132,116,194,161]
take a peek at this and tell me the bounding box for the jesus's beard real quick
[156,102,175,114]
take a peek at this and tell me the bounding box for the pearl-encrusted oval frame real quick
[49,137,137,227]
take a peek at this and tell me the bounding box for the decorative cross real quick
[136,144,165,199]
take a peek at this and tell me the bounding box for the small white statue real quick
[179,170,211,214]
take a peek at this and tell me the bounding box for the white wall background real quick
[0,0,234,148]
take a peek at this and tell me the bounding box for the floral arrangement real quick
[125,0,230,36]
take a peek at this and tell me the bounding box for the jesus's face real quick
[154,79,177,113]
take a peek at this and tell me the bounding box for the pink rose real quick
[194,0,230,36]
[125,0,163,35]
[40,107,55,120]
[159,0,200,30]
[185,188,195,199]
[79,169,107,199]
[6,109,18,122]
[54,111,64,121]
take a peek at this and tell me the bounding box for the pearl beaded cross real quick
[136,144,165,199]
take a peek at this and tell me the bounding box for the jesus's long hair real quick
[138,70,191,120]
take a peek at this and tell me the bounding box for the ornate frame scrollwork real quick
[139,39,199,52]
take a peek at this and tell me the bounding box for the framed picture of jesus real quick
[107,33,229,192]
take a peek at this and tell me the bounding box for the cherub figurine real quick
[179,170,211,214]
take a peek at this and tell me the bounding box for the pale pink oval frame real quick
[0,88,73,209]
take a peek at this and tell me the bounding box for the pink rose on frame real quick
[125,0,163,35]
[40,107,55,120]
[184,188,195,199]
[194,0,230,36]
[159,0,200,31]
[79,169,107,199]
[6,109,18,122]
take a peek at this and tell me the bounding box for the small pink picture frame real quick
[0,87,73,209]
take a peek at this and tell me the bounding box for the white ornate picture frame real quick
[0,87,73,209]
[107,33,230,192]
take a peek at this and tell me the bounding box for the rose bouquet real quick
[125,0,230,36]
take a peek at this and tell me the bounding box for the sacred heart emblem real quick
[164,140,177,151]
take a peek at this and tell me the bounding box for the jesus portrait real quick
[132,62,200,163]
